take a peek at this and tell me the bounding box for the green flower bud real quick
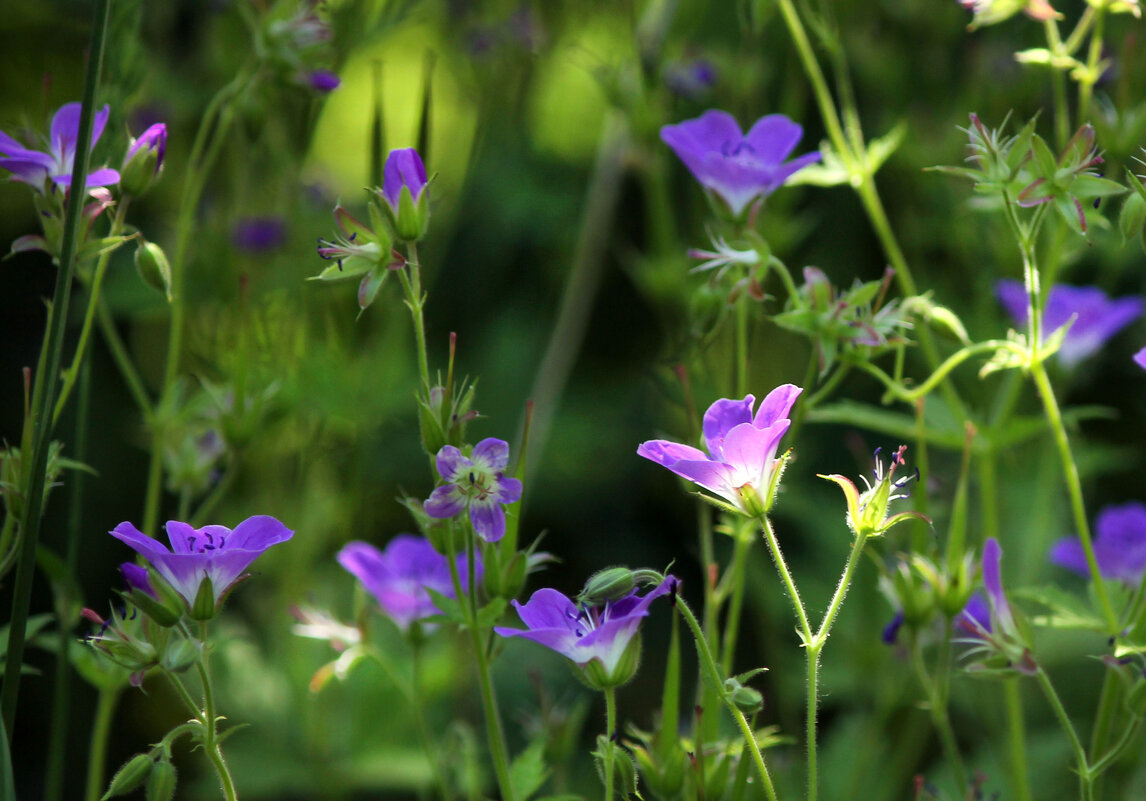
[145,760,177,801]
[723,677,764,715]
[579,567,637,606]
[102,754,154,799]
[135,241,173,302]
[189,575,217,621]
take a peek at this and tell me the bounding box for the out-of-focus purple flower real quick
[337,535,477,631]
[660,110,820,217]
[957,540,1036,674]
[233,216,287,252]
[495,576,678,685]
[638,385,802,516]
[664,59,718,100]
[424,438,523,542]
[957,593,992,634]
[111,516,293,611]
[1050,502,1146,584]
[0,103,120,192]
[881,610,905,644]
[121,562,157,599]
[1134,346,1146,369]
[996,280,1143,368]
[305,69,341,92]
[382,148,428,209]
[981,538,1014,632]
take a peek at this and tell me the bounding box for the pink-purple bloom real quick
[120,562,157,599]
[660,110,820,217]
[0,102,120,192]
[637,385,802,515]
[1050,502,1146,584]
[424,438,523,542]
[495,576,678,675]
[111,516,294,607]
[337,535,477,631]
[382,147,428,210]
[1135,346,1146,370]
[124,123,167,174]
[996,280,1143,368]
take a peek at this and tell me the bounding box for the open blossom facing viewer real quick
[661,110,820,218]
[1050,502,1146,584]
[337,535,478,631]
[0,102,120,192]
[111,516,293,615]
[996,280,1143,368]
[424,438,523,542]
[495,575,678,688]
[638,385,801,516]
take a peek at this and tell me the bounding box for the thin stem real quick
[734,294,749,397]
[197,643,239,801]
[53,201,130,425]
[674,596,778,801]
[855,340,1022,403]
[719,526,753,676]
[1,0,111,733]
[758,516,812,639]
[1029,362,1117,632]
[1034,667,1092,801]
[95,300,152,419]
[603,687,617,801]
[908,631,969,796]
[1003,681,1033,801]
[396,258,432,397]
[83,687,121,801]
[1043,19,1072,149]
[412,642,455,801]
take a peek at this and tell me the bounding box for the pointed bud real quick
[121,123,167,197]
[134,241,173,301]
[189,575,218,621]
[145,760,177,801]
[102,754,154,799]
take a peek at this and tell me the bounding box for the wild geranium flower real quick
[119,122,167,195]
[379,148,430,241]
[637,385,802,516]
[424,438,523,542]
[0,102,120,192]
[111,516,293,617]
[660,110,820,218]
[1050,502,1146,584]
[495,574,678,688]
[819,445,926,538]
[336,535,478,631]
[958,539,1036,675]
[996,280,1143,368]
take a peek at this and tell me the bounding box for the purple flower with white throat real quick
[661,110,820,218]
[0,102,120,192]
[337,535,478,631]
[424,438,523,542]
[637,385,802,516]
[495,575,678,688]
[1050,502,1146,584]
[996,280,1143,368]
[110,516,293,615]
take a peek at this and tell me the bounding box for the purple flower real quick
[1050,502,1146,584]
[382,148,428,209]
[305,69,341,93]
[0,103,120,192]
[233,216,287,252]
[495,576,677,681]
[957,539,1036,674]
[110,516,293,609]
[1135,346,1146,370]
[996,280,1143,368]
[337,535,478,631]
[637,385,802,516]
[120,562,157,599]
[124,123,167,174]
[957,593,992,634]
[660,110,820,217]
[424,438,523,542]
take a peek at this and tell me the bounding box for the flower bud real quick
[723,677,764,715]
[120,123,167,197]
[579,567,637,606]
[102,753,154,799]
[379,148,430,242]
[579,635,642,690]
[145,760,177,801]
[135,240,173,301]
[160,636,202,673]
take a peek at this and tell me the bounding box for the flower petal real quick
[110,521,174,562]
[435,445,468,483]
[471,438,510,472]
[752,384,802,429]
[744,114,803,164]
[425,484,466,519]
[469,499,507,542]
[494,476,523,505]
[226,515,294,551]
[702,396,755,458]
[637,439,709,467]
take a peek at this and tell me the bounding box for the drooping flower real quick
[424,438,523,542]
[0,102,120,192]
[996,280,1143,368]
[495,575,678,688]
[637,385,802,516]
[336,535,478,631]
[110,516,294,615]
[379,148,430,241]
[1050,502,1146,584]
[660,110,820,218]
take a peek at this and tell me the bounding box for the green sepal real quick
[189,576,217,621]
[102,754,153,799]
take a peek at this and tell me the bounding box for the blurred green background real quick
[4,0,1146,798]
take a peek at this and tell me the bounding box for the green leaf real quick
[423,587,466,626]
[787,142,850,187]
[1014,585,1106,632]
[474,597,508,629]
[1071,174,1127,199]
[864,121,907,176]
[1120,192,1146,244]
[807,401,965,449]
[508,738,551,801]
[1030,134,1058,178]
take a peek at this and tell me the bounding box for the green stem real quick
[1003,681,1033,801]
[1077,9,1106,126]
[412,642,455,801]
[83,687,121,801]
[396,255,432,397]
[197,638,239,801]
[674,596,778,801]
[855,340,1022,403]
[719,525,753,676]
[758,516,812,639]
[95,300,152,419]
[603,687,617,801]
[734,294,749,397]
[1034,666,1092,801]
[1043,19,1072,149]
[1029,362,1117,632]
[908,631,969,797]
[53,201,130,425]
[1,0,111,734]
